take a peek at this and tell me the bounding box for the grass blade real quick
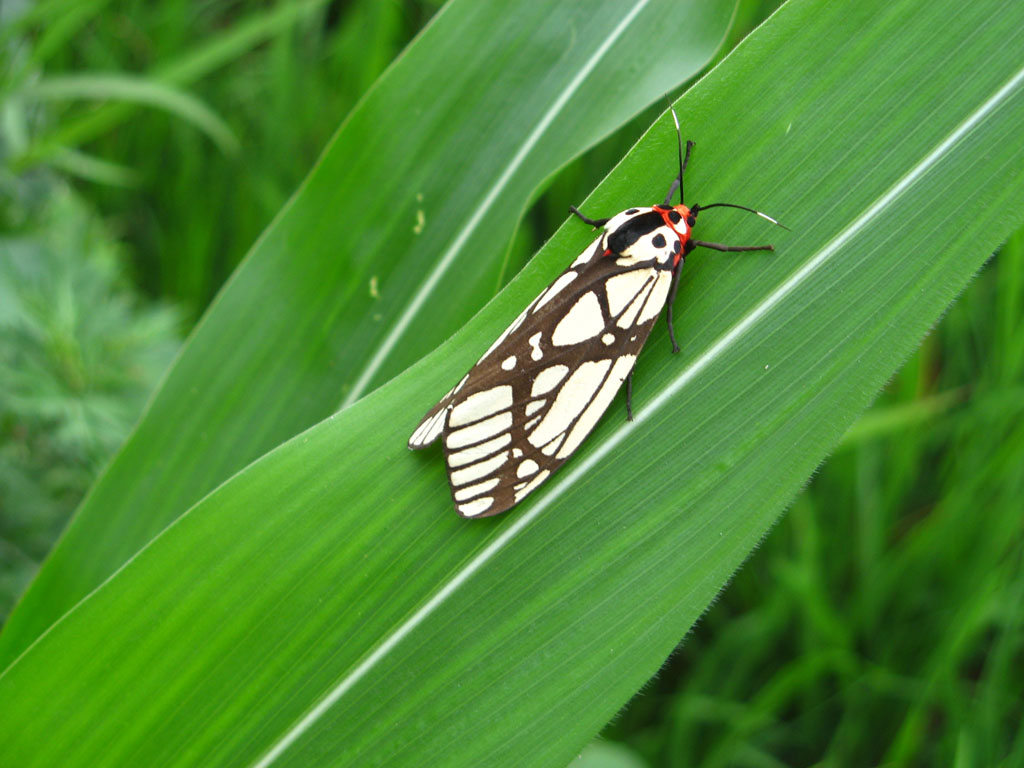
[21,74,240,155]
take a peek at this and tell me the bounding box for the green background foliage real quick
[1,0,1023,766]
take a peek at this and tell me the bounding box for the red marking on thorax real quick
[654,204,693,266]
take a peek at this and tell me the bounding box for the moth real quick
[409,108,784,518]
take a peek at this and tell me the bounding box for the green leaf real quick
[6,0,334,162]
[570,742,649,768]
[19,74,241,155]
[4,0,1024,767]
[0,0,736,670]
[47,148,141,187]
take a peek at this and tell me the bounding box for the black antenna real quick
[661,102,694,206]
[692,202,790,231]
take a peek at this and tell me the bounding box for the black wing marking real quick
[408,235,604,450]
[410,237,675,517]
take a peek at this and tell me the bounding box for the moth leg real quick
[691,240,773,253]
[666,260,684,354]
[625,369,634,422]
[661,178,680,207]
[568,205,609,229]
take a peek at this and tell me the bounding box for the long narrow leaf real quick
[21,74,240,154]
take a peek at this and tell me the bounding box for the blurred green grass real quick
[8,0,444,316]
[1,0,1022,765]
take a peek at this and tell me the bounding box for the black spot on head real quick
[669,210,682,224]
[673,239,681,253]
[625,208,639,215]
[687,215,696,227]
[652,233,666,249]
[653,204,670,212]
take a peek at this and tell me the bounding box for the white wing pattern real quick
[410,205,693,518]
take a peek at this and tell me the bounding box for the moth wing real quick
[414,236,675,517]
[408,235,609,450]
[407,382,456,449]
[407,284,549,450]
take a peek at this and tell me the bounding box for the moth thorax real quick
[620,224,684,265]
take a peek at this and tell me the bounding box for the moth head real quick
[652,203,693,241]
